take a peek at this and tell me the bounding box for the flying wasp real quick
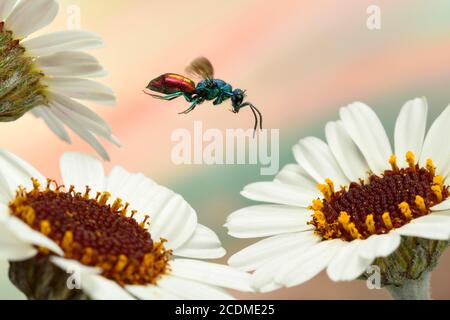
[144,57,263,136]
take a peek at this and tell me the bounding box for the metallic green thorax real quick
[0,22,47,122]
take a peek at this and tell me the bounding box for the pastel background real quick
[1,0,450,299]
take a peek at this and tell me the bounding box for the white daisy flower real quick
[0,0,118,160]
[225,98,450,298]
[0,150,252,300]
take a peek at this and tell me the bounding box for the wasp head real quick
[231,89,246,112]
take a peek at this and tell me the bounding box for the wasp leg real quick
[213,96,223,106]
[183,93,196,103]
[143,91,184,101]
[179,101,199,114]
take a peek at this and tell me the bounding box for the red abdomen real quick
[147,73,196,94]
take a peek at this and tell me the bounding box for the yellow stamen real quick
[311,199,324,211]
[432,185,443,202]
[83,186,91,200]
[31,178,40,196]
[143,253,154,267]
[389,155,399,171]
[406,151,416,170]
[40,220,51,236]
[120,203,130,217]
[81,248,94,265]
[140,215,150,228]
[426,159,436,176]
[317,183,332,200]
[111,198,123,212]
[98,192,111,206]
[348,223,362,240]
[415,195,427,214]
[312,211,327,229]
[365,214,375,234]
[398,202,413,220]
[382,212,393,229]
[62,231,74,252]
[338,211,351,231]
[114,254,128,272]
[325,178,335,194]
[23,207,35,226]
[433,176,444,190]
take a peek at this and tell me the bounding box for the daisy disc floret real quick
[0,151,252,300]
[311,153,449,242]
[9,178,171,286]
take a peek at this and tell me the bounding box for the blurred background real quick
[1,0,450,299]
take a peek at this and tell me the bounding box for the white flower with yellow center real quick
[0,0,118,160]
[225,98,450,299]
[0,151,252,300]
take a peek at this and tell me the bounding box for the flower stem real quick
[386,272,431,300]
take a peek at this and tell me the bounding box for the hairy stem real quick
[386,272,431,300]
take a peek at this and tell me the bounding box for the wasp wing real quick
[185,57,215,80]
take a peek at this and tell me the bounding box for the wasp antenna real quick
[248,105,259,138]
[250,104,263,131]
[240,102,261,138]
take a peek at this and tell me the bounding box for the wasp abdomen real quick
[147,73,196,95]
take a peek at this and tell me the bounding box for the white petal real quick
[357,233,401,260]
[23,31,103,56]
[225,205,313,239]
[420,104,450,176]
[0,149,46,195]
[250,256,285,292]
[51,256,101,275]
[49,103,110,161]
[325,121,370,182]
[326,240,373,282]
[395,214,450,240]
[0,166,13,203]
[144,190,198,250]
[241,181,319,208]
[228,231,320,271]
[274,164,317,192]
[431,199,450,211]
[170,259,253,292]
[394,98,428,166]
[340,102,392,174]
[37,51,105,77]
[6,215,63,256]
[31,106,71,143]
[45,77,116,105]
[173,224,225,260]
[6,0,58,38]
[0,217,37,261]
[49,94,119,150]
[157,275,234,300]
[49,92,114,137]
[106,166,157,212]
[80,273,135,300]
[0,0,17,21]
[60,152,105,192]
[292,137,349,186]
[106,166,198,250]
[275,239,344,288]
[125,284,181,300]
[51,258,132,300]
